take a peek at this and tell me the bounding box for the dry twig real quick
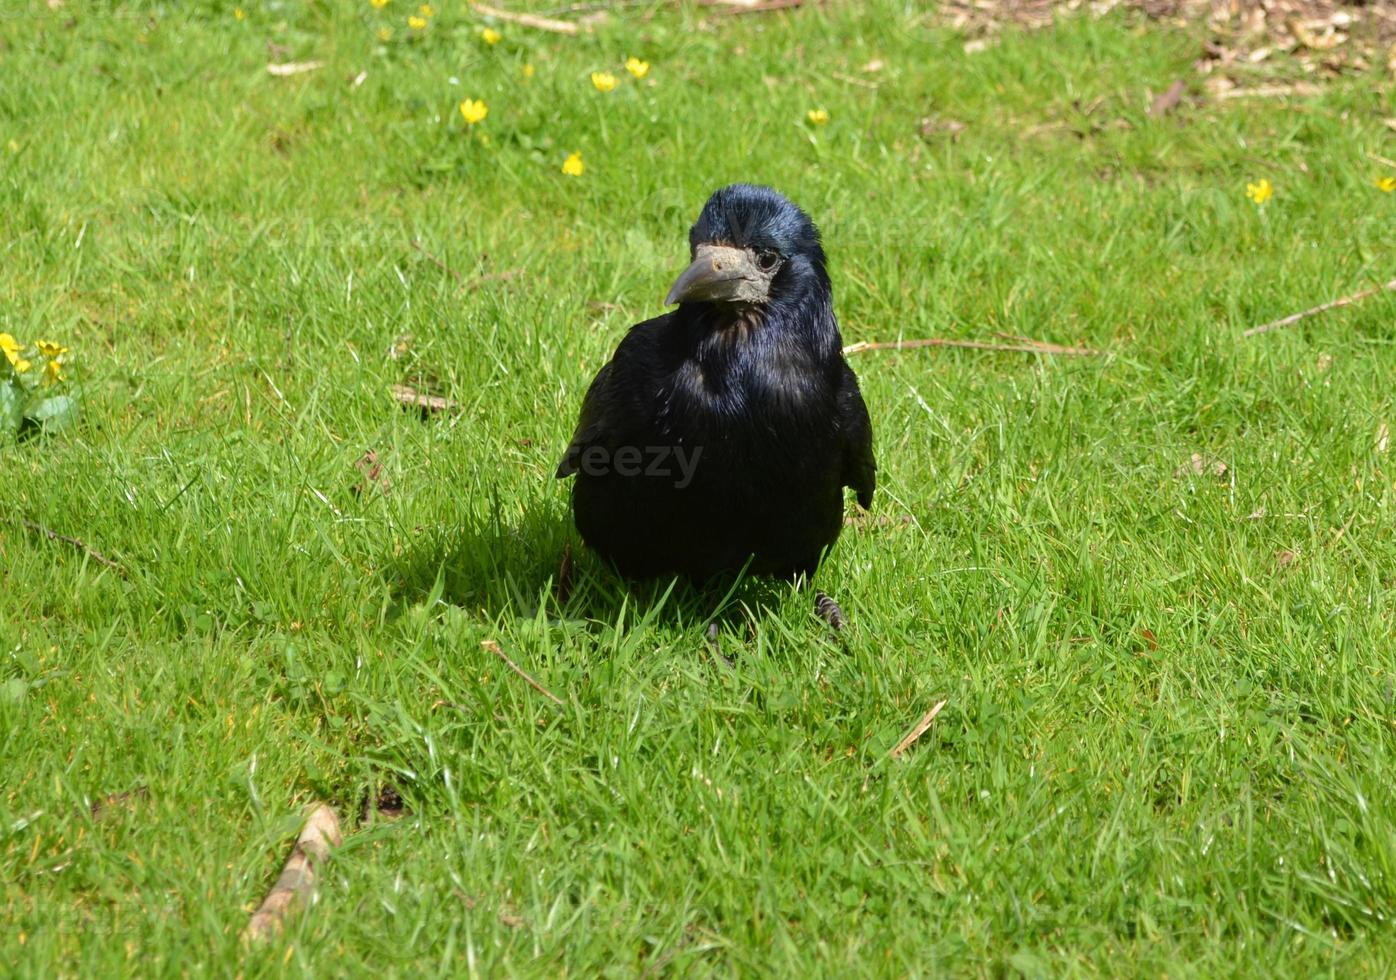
[843,336,1103,357]
[889,700,947,759]
[20,519,124,573]
[473,3,579,34]
[390,384,459,414]
[410,239,463,283]
[266,61,324,76]
[482,639,564,706]
[1214,82,1323,100]
[700,0,805,13]
[242,804,342,944]
[1244,278,1396,337]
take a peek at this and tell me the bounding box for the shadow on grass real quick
[379,501,809,634]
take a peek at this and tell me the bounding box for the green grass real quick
[4,0,1396,974]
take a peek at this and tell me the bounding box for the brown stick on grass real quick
[888,700,947,759]
[472,2,579,34]
[20,519,124,573]
[843,336,1104,357]
[242,804,342,944]
[1243,278,1396,337]
[390,384,459,414]
[700,0,805,13]
[482,639,564,706]
[409,239,462,283]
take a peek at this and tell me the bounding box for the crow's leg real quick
[704,621,734,667]
[814,590,846,632]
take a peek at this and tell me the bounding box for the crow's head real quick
[665,184,828,310]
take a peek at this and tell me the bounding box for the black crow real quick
[556,184,875,623]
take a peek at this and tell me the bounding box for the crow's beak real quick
[665,244,765,306]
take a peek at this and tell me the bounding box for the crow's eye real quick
[756,249,781,273]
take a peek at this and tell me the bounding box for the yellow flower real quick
[371,0,390,7]
[1246,178,1273,204]
[419,3,434,15]
[35,340,68,359]
[459,98,488,125]
[561,151,585,176]
[625,57,649,79]
[806,108,830,125]
[377,26,392,40]
[1,333,31,374]
[590,71,618,93]
[234,7,245,20]
[43,359,64,385]
[481,27,501,45]
[522,62,535,79]
[1377,176,1396,193]
[408,14,427,29]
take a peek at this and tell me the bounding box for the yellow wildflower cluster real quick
[1246,178,1273,205]
[589,56,651,93]
[443,55,661,178]
[481,27,502,45]
[1,333,31,374]
[806,108,830,125]
[1378,176,1396,193]
[2,334,68,384]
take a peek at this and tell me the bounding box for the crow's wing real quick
[556,317,669,478]
[837,360,876,509]
[556,361,617,478]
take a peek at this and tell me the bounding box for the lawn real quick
[4,0,1396,974]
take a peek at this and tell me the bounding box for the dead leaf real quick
[889,700,948,759]
[1148,79,1186,117]
[963,37,996,55]
[353,450,391,496]
[861,58,885,73]
[1275,549,1298,569]
[267,61,324,77]
[90,786,149,821]
[1175,453,1228,479]
[1377,422,1390,454]
[918,115,967,140]
[390,384,458,414]
[1139,628,1159,651]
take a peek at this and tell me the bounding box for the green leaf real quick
[0,382,21,434]
[23,393,78,432]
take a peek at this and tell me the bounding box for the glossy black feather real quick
[557,184,875,580]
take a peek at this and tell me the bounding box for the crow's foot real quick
[704,621,734,667]
[814,591,845,632]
